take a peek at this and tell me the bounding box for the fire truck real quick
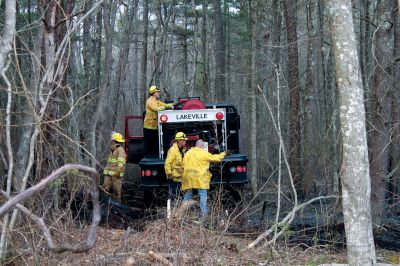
[123,97,248,206]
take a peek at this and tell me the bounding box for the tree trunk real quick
[202,2,209,101]
[41,0,59,179]
[302,0,317,196]
[327,0,376,264]
[249,0,258,195]
[370,0,393,226]
[212,0,225,102]
[140,0,149,107]
[392,0,400,215]
[90,1,113,167]
[0,0,17,74]
[283,0,301,189]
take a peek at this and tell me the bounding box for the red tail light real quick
[216,112,224,120]
[243,166,247,172]
[160,114,168,123]
[236,166,243,173]
[141,170,145,177]
[145,170,152,176]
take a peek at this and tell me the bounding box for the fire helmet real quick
[175,132,188,141]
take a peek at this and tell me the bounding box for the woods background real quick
[0,0,399,263]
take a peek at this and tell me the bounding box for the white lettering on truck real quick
[176,113,208,120]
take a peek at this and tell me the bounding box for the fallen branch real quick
[0,164,101,253]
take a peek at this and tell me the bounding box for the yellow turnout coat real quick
[182,147,225,190]
[164,143,185,182]
[143,96,174,130]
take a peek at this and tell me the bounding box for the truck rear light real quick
[243,166,247,172]
[236,166,243,173]
[145,170,152,176]
[160,114,168,123]
[229,166,236,173]
[141,170,145,177]
[216,112,224,120]
[152,170,158,176]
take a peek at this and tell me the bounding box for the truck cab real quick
[124,98,248,188]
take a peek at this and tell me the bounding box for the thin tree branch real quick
[0,164,98,218]
[0,165,100,253]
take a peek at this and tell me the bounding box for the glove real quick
[225,150,233,156]
[114,171,120,177]
[166,174,173,180]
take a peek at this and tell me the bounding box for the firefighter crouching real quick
[102,132,127,202]
[164,132,188,203]
[182,139,226,220]
[143,86,174,157]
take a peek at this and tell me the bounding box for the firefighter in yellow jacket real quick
[103,132,127,202]
[144,85,174,157]
[182,139,226,218]
[164,132,187,202]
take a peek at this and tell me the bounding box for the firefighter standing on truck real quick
[164,132,187,202]
[103,132,127,202]
[143,86,174,157]
[182,139,226,221]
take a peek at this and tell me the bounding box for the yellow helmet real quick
[175,132,188,140]
[111,132,125,143]
[149,85,160,94]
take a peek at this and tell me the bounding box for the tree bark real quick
[370,0,393,226]
[327,0,377,264]
[212,0,225,102]
[0,0,17,74]
[303,0,317,196]
[283,0,301,189]
[202,2,209,101]
[249,0,258,195]
[140,0,149,107]
[392,0,400,215]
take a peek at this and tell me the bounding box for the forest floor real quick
[8,207,400,266]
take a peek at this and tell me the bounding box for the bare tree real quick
[327,0,376,264]
[201,2,209,101]
[369,0,394,226]
[283,0,301,190]
[140,0,149,106]
[212,0,225,101]
[0,0,16,73]
[249,0,258,195]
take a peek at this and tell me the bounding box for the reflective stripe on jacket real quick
[143,96,174,130]
[182,147,225,190]
[164,143,185,182]
[103,143,126,177]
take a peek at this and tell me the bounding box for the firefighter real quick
[102,132,127,202]
[164,132,188,202]
[181,139,226,221]
[143,85,174,157]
